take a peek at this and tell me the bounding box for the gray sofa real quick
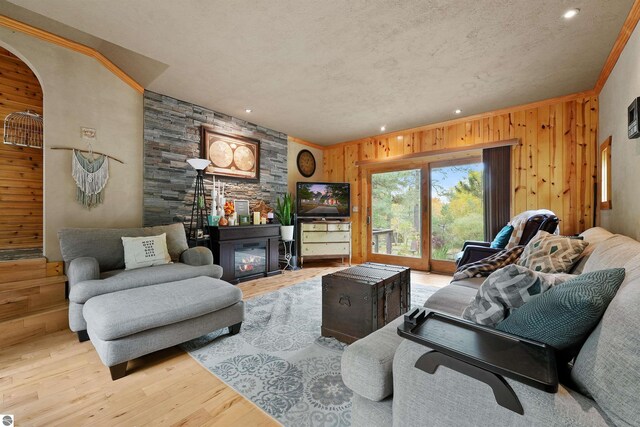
[342,227,640,426]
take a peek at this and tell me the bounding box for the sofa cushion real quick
[58,223,188,271]
[571,227,615,274]
[341,316,405,402]
[496,268,625,350]
[122,233,172,270]
[83,276,242,341]
[424,284,478,317]
[69,263,223,303]
[517,231,588,273]
[571,242,640,426]
[462,264,574,326]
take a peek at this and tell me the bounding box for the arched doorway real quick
[0,46,43,259]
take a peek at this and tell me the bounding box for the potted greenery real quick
[275,193,294,241]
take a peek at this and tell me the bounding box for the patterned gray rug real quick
[182,276,439,426]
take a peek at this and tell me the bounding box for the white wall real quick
[287,138,324,196]
[598,22,640,239]
[0,28,144,260]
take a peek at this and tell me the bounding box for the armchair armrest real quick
[67,257,100,287]
[180,247,214,266]
[462,240,491,250]
[457,245,501,267]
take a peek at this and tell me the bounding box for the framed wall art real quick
[201,125,260,180]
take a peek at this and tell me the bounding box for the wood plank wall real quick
[323,94,598,264]
[0,47,43,250]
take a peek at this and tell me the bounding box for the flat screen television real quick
[296,182,350,218]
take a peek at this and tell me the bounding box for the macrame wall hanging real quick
[72,148,109,208]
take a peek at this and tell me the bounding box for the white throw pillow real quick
[121,233,171,270]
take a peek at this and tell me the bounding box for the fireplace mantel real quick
[208,224,282,284]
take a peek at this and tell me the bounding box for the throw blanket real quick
[453,246,524,281]
[506,209,556,249]
[462,264,575,326]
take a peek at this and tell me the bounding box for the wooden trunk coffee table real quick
[321,262,411,344]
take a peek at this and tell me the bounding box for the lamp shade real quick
[187,158,211,170]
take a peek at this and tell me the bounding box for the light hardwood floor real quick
[0,262,451,426]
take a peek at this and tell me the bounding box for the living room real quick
[0,1,639,426]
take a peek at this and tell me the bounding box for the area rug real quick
[182,276,439,426]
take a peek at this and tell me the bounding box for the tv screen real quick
[296,182,350,218]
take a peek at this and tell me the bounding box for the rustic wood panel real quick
[0,259,67,346]
[324,94,598,263]
[0,47,43,252]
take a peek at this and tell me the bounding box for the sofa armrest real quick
[67,257,100,287]
[457,245,501,267]
[341,316,405,401]
[391,340,609,426]
[180,247,213,266]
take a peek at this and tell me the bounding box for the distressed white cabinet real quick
[299,221,351,266]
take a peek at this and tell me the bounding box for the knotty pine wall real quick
[323,94,598,264]
[0,46,43,251]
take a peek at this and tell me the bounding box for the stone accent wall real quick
[143,91,288,226]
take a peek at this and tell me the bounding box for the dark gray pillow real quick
[496,268,626,350]
[462,264,573,326]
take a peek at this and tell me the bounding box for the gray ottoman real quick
[83,276,244,380]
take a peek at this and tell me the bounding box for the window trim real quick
[599,136,612,210]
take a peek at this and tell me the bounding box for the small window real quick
[600,136,612,210]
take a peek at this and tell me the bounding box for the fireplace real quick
[235,242,267,279]
[208,224,281,284]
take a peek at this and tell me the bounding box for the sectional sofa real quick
[342,227,639,426]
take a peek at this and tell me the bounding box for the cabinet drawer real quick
[302,231,350,243]
[328,223,350,232]
[301,223,328,231]
[302,242,350,255]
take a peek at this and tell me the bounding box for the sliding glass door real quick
[366,158,484,272]
[430,160,484,271]
[367,167,428,269]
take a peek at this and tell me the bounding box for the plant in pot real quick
[275,193,294,241]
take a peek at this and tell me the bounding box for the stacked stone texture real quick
[143,91,288,226]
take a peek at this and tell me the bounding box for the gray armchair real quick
[58,223,223,340]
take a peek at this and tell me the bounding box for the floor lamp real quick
[187,158,211,244]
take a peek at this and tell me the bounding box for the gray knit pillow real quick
[462,264,573,326]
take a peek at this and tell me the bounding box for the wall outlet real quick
[352,206,359,212]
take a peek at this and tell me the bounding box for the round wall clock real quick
[297,149,316,178]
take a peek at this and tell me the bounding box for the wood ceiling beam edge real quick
[354,138,519,167]
[0,15,144,94]
[287,136,326,150]
[330,90,595,148]
[594,0,640,94]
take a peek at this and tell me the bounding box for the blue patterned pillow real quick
[496,268,625,350]
[490,225,514,249]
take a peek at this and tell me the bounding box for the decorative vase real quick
[218,216,229,226]
[280,225,294,241]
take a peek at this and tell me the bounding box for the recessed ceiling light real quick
[380,125,386,132]
[563,8,580,19]
[455,109,462,114]
[245,108,252,113]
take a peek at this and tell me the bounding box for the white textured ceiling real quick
[2,0,634,144]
